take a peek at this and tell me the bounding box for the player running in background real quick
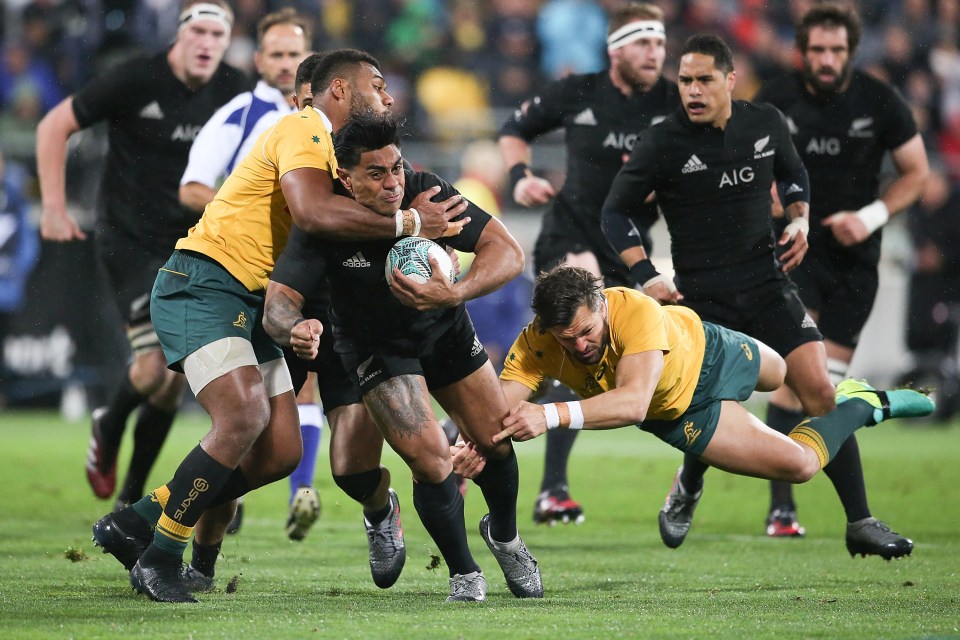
[752,2,928,552]
[602,34,915,559]
[36,0,248,510]
[494,267,934,511]
[498,1,679,525]
[266,112,541,603]
[90,49,467,603]
[178,8,320,540]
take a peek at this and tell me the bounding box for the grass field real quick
[1,408,958,639]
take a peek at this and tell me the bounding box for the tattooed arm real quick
[264,281,323,360]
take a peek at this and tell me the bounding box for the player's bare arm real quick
[778,201,810,272]
[494,350,665,442]
[499,134,556,207]
[282,169,468,240]
[179,182,218,213]
[36,97,87,241]
[390,217,523,311]
[823,134,929,247]
[263,280,322,359]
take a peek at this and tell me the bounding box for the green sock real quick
[131,485,169,524]
[788,399,874,468]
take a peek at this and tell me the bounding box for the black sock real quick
[767,403,804,511]
[539,382,579,492]
[164,445,234,529]
[473,447,519,542]
[117,403,176,504]
[191,539,222,577]
[680,453,708,494]
[206,468,252,508]
[412,473,479,577]
[100,373,147,446]
[822,435,871,522]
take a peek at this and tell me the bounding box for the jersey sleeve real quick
[266,113,337,179]
[407,172,491,252]
[498,76,576,141]
[879,85,919,151]
[499,324,547,392]
[609,292,670,356]
[71,56,148,128]
[770,106,810,207]
[180,95,247,187]
[601,132,660,254]
[271,225,329,297]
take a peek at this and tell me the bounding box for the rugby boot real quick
[286,486,321,541]
[479,514,543,598]
[658,466,702,548]
[835,379,935,425]
[181,564,215,592]
[532,486,584,525]
[91,511,151,571]
[85,407,117,499]
[846,517,913,560]
[447,571,486,602]
[226,497,244,535]
[364,488,406,588]
[130,556,197,603]
[765,507,806,538]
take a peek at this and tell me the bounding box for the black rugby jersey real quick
[755,71,917,266]
[271,170,492,357]
[72,52,248,253]
[603,101,809,294]
[500,72,679,280]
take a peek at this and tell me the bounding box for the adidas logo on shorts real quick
[343,252,371,268]
[682,154,707,174]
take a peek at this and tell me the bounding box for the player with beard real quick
[89,50,468,603]
[266,112,541,602]
[36,0,247,509]
[498,1,679,525]
[750,3,928,552]
[601,34,909,559]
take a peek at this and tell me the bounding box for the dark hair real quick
[256,7,312,49]
[333,112,401,169]
[680,34,735,74]
[608,2,664,34]
[309,48,381,97]
[532,266,605,330]
[295,52,323,92]
[796,2,862,56]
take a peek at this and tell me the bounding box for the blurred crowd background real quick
[1,0,960,415]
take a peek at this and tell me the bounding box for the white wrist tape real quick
[543,403,560,430]
[855,199,889,235]
[783,217,809,240]
[567,401,584,430]
[395,210,404,237]
[409,208,421,236]
[643,273,677,293]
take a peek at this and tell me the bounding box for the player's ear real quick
[336,167,352,192]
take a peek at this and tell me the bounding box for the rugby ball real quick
[385,237,455,285]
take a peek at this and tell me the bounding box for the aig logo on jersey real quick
[172,125,203,142]
[806,137,841,156]
[603,131,638,151]
[719,166,754,188]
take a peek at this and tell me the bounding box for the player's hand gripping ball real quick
[385,237,455,285]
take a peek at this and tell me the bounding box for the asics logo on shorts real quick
[683,421,702,448]
[740,342,754,361]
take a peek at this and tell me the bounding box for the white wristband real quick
[395,209,404,237]
[543,403,560,430]
[783,216,809,240]
[855,199,889,235]
[643,273,677,293]
[409,208,421,236]
[567,401,584,430]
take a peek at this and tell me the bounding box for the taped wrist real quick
[508,162,531,193]
[855,199,889,235]
[630,259,660,285]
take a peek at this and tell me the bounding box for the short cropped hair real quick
[680,34,735,74]
[309,49,381,97]
[333,112,401,169]
[257,8,313,49]
[796,2,862,56]
[608,2,664,34]
[295,52,323,93]
[532,266,605,331]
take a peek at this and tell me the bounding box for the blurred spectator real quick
[0,39,64,114]
[537,0,608,78]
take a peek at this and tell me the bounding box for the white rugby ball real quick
[385,237,455,285]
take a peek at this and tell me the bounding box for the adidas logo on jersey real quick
[784,183,803,195]
[573,108,598,126]
[343,252,371,268]
[139,101,164,120]
[470,337,484,357]
[681,154,707,174]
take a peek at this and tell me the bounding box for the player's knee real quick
[333,468,384,504]
[781,454,820,483]
[130,350,171,395]
[799,380,836,417]
[406,449,453,484]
